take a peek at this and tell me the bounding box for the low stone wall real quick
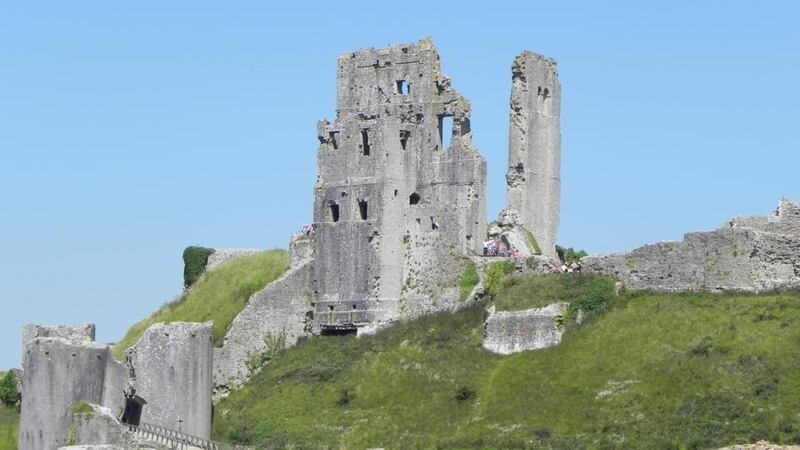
[213,260,315,400]
[583,200,800,293]
[205,249,262,272]
[483,303,568,354]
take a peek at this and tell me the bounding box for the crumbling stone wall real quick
[20,322,214,449]
[205,249,262,272]
[213,260,314,399]
[506,52,561,258]
[20,336,110,450]
[483,303,568,354]
[124,322,213,439]
[313,38,487,332]
[583,200,800,292]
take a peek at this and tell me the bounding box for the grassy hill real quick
[212,277,800,449]
[112,249,289,359]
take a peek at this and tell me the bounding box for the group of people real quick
[482,240,523,257]
[298,224,315,238]
[548,261,582,274]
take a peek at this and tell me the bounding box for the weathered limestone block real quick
[19,335,110,450]
[313,38,487,333]
[506,52,561,258]
[213,260,314,399]
[289,234,314,268]
[125,322,213,439]
[483,303,568,354]
[205,248,262,272]
[583,200,800,292]
[22,323,95,358]
[68,404,130,448]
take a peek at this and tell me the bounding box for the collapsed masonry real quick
[505,52,561,258]
[583,199,800,292]
[19,322,213,450]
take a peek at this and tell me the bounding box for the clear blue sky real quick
[1,1,798,369]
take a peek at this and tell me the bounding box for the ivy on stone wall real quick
[183,246,215,288]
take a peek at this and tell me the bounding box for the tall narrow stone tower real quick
[313,38,487,333]
[506,51,561,257]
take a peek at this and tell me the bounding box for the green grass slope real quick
[213,277,800,449]
[0,404,18,450]
[113,250,289,359]
[0,372,18,450]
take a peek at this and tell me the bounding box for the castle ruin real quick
[313,38,488,333]
[18,38,569,449]
[505,52,561,257]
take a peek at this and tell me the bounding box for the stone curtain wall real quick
[205,249,262,272]
[213,260,315,399]
[583,200,800,292]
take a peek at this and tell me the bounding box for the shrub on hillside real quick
[183,246,215,288]
[556,245,588,265]
[483,260,515,299]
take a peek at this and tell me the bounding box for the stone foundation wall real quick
[483,303,568,354]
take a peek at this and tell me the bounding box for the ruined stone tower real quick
[506,52,561,257]
[313,38,487,332]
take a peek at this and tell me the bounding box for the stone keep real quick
[506,51,561,257]
[313,38,487,331]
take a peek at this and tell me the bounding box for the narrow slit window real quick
[438,115,453,150]
[329,201,340,222]
[358,199,368,220]
[430,217,439,230]
[329,131,339,150]
[361,129,371,155]
[399,130,410,150]
[409,193,421,205]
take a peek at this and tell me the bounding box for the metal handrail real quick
[127,421,250,450]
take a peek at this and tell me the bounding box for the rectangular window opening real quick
[361,129,371,155]
[329,131,339,150]
[396,80,409,95]
[358,200,368,220]
[438,115,453,151]
[329,202,340,223]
